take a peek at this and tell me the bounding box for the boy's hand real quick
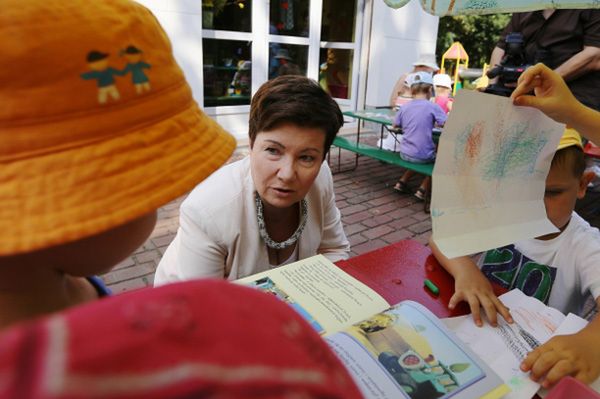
[428,237,513,328]
[521,329,600,388]
[451,267,513,327]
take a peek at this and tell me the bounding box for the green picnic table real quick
[336,108,441,171]
[332,108,442,212]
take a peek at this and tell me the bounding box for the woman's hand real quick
[521,329,600,388]
[450,265,513,328]
[511,63,580,125]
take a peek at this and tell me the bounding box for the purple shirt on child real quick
[394,99,447,161]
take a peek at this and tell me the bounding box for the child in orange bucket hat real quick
[0,0,238,328]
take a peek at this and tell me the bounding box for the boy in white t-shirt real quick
[430,128,600,388]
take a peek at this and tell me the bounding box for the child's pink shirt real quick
[434,95,452,114]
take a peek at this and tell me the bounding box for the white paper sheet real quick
[536,313,600,397]
[443,290,565,399]
[431,91,564,258]
[444,289,600,398]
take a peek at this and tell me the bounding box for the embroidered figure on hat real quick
[121,45,151,94]
[80,50,125,104]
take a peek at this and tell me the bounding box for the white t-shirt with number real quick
[478,212,600,315]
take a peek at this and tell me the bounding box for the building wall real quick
[136,0,439,140]
[365,0,439,108]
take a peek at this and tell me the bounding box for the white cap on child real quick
[433,74,453,89]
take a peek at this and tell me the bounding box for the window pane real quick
[269,1,310,37]
[203,39,252,107]
[202,0,252,32]
[319,48,353,99]
[320,0,356,42]
[268,44,308,79]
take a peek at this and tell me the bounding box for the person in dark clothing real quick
[489,9,600,110]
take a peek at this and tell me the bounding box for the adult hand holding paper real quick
[431,90,564,258]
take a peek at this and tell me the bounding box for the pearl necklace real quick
[255,192,308,250]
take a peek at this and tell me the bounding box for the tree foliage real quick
[436,13,512,68]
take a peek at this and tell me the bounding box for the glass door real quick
[202,1,253,108]
[318,0,358,102]
[202,0,363,111]
[268,1,310,79]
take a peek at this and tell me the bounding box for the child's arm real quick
[433,104,448,127]
[429,238,513,327]
[520,297,600,388]
[511,63,600,144]
[393,108,402,127]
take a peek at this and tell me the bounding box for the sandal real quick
[414,187,426,201]
[393,181,410,193]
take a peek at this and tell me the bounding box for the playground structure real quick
[440,41,469,95]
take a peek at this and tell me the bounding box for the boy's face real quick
[540,161,589,238]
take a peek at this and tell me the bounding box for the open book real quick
[237,255,509,399]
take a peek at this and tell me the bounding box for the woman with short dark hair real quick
[155,76,349,282]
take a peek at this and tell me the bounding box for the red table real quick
[336,239,470,318]
[585,143,600,159]
[336,240,547,397]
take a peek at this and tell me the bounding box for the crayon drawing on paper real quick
[431,90,564,258]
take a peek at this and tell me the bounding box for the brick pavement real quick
[101,132,600,293]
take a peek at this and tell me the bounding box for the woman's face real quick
[250,124,326,209]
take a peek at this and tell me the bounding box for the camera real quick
[485,32,531,97]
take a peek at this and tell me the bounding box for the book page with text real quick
[236,254,390,335]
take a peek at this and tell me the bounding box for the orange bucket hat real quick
[0,0,236,256]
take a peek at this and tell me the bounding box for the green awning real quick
[383,0,600,16]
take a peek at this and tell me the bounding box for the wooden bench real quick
[329,136,434,211]
[330,136,434,176]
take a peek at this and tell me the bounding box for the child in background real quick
[393,71,447,200]
[0,0,236,329]
[433,73,454,114]
[430,129,600,389]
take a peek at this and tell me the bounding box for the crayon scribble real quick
[454,122,484,166]
[454,122,547,181]
[481,124,547,181]
[466,127,483,159]
[452,122,489,207]
[450,121,548,208]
